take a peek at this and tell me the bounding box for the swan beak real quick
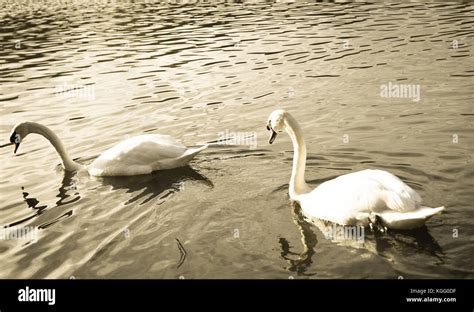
[9,131,20,154]
[268,130,277,144]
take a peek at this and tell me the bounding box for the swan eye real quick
[266,124,271,131]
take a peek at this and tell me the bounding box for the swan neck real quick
[284,115,308,197]
[28,122,81,171]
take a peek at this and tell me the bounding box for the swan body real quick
[9,122,207,177]
[267,109,444,230]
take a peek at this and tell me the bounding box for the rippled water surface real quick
[0,0,473,278]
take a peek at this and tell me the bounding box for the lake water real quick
[0,0,473,278]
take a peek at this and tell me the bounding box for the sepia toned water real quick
[0,0,473,279]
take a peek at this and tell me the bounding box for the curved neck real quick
[27,122,82,171]
[284,114,309,197]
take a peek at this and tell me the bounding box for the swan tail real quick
[180,144,208,163]
[377,206,445,230]
[187,144,208,155]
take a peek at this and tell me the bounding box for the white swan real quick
[266,109,445,230]
[9,121,207,176]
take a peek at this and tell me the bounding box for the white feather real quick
[267,110,445,230]
[11,122,207,177]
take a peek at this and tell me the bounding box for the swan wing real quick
[301,169,422,225]
[88,134,188,176]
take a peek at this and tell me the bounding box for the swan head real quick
[9,122,30,154]
[266,109,287,144]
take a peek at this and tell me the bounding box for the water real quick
[0,0,473,279]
